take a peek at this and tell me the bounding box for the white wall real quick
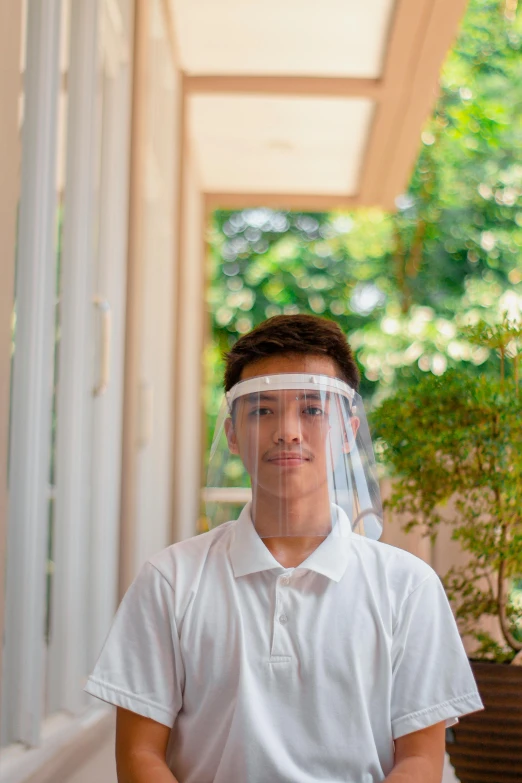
[133,0,183,570]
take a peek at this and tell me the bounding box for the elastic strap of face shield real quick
[344,411,382,538]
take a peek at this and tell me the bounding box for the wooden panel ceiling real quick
[171,0,396,77]
[169,0,469,211]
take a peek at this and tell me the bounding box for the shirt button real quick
[281,576,290,586]
[279,614,288,625]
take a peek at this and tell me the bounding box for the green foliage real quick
[372,321,522,661]
[207,0,522,402]
[463,316,522,383]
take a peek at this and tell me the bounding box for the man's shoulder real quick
[147,520,236,584]
[350,533,437,596]
[352,533,433,570]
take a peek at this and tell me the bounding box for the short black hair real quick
[224,314,360,391]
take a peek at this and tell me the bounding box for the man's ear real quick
[342,416,360,454]
[224,417,240,455]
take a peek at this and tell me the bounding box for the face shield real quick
[205,373,382,539]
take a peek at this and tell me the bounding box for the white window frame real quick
[88,0,134,674]
[46,0,100,717]
[1,0,62,748]
[0,0,24,733]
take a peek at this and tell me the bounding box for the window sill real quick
[0,706,114,783]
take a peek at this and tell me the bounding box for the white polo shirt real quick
[85,504,483,783]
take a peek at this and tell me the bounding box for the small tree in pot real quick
[371,319,522,782]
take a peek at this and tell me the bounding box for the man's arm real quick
[384,721,446,783]
[115,707,179,783]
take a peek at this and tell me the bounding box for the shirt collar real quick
[229,502,351,583]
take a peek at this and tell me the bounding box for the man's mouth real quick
[267,452,311,465]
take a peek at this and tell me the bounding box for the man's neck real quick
[261,535,326,568]
[251,489,332,568]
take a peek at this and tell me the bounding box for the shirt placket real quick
[270,569,294,662]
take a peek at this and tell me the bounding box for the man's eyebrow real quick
[245,392,278,403]
[303,391,328,401]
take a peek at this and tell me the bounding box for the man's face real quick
[225,355,356,502]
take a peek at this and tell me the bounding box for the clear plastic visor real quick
[205,374,383,539]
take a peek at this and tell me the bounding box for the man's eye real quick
[304,406,325,416]
[249,407,272,416]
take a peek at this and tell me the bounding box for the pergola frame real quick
[181,0,468,213]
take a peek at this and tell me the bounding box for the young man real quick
[86,314,483,783]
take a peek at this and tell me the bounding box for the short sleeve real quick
[391,572,484,740]
[85,561,183,727]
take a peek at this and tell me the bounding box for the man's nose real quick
[272,413,302,444]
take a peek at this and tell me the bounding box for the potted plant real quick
[371,318,522,783]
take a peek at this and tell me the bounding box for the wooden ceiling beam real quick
[204,192,359,211]
[161,0,182,70]
[378,0,468,209]
[357,0,435,207]
[359,0,468,209]
[185,0,469,212]
[185,74,383,100]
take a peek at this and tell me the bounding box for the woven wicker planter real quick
[446,660,522,782]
